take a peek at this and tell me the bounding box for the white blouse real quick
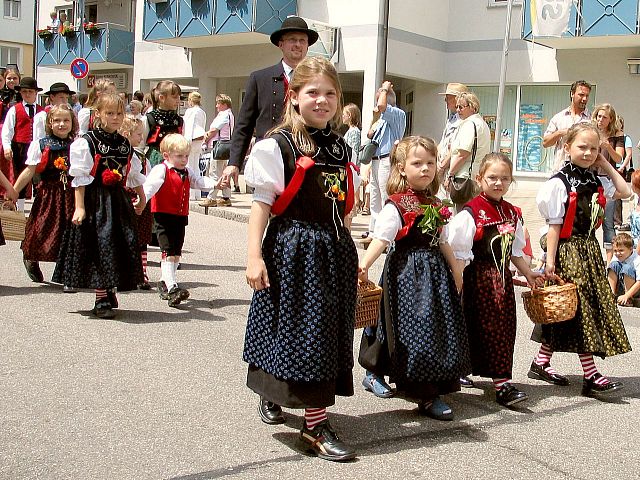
[77,108,91,135]
[244,138,361,206]
[536,176,616,226]
[69,137,145,189]
[447,209,526,263]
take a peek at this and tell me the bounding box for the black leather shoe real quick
[24,259,44,283]
[63,285,77,293]
[299,420,356,462]
[258,397,285,425]
[496,383,528,407]
[582,373,623,397]
[157,281,169,300]
[459,376,475,388]
[167,286,190,307]
[528,362,570,386]
[107,288,118,309]
[92,299,116,319]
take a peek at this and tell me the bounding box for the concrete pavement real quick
[1,193,639,479]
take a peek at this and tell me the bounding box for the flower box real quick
[60,26,76,38]
[37,29,53,39]
[83,22,101,34]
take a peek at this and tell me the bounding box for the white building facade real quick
[1,0,35,76]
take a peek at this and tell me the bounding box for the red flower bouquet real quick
[102,168,123,186]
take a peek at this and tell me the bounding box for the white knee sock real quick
[161,260,176,290]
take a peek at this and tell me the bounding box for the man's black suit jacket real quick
[229,62,287,168]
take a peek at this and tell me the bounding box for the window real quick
[0,45,20,68]
[3,0,20,19]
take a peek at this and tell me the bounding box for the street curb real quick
[189,202,250,223]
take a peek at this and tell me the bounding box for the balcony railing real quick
[143,0,297,45]
[36,23,134,68]
[522,0,640,48]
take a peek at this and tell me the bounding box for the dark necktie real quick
[172,167,188,180]
[27,104,34,118]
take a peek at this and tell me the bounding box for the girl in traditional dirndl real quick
[53,94,146,319]
[0,168,18,245]
[243,57,359,462]
[13,104,77,283]
[357,136,471,420]
[448,153,543,407]
[144,81,183,168]
[528,123,632,397]
[119,114,153,289]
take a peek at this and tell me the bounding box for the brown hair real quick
[215,93,232,108]
[92,94,125,129]
[631,170,640,193]
[387,136,439,196]
[45,104,78,138]
[271,57,343,155]
[476,152,514,180]
[592,103,621,138]
[564,122,601,148]
[343,103,361,129]
[613,232,634,250]
[86,78,116,109]
[155,80,181,109]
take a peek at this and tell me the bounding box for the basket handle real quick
[529,276,566,293]
[1,200,17,212]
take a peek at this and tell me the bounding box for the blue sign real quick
[70,58,89,79]
[517,104,545,172]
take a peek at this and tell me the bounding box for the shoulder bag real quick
[448,121,480,205]
[212,113,234,160]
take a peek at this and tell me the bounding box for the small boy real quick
[607,232,640,306]
[1,77,43,209]
[142,134,220,306]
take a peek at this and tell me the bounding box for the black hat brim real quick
[44,88,76,96]
[270,27,319,47]
[15,86,43,92]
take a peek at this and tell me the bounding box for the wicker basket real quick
[354,280,382,329]
[522,282,578,324]
[0,201,26,241]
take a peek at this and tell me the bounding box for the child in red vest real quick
[143,133,220,306]
[1,77,43,209]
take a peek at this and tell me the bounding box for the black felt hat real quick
[269,16,318,46]
[14,77,43,92]
[44,82,75,96]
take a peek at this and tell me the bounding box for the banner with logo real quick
[530,0,574,36]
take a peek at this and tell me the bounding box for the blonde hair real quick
[45,104,77,138]
[592,103,621,138]
[160,133,190,155]
[86,78,116,109]
[456,91,480,113]
[216,93,232,108]
[271,57,343,155]
[129,99,143,114]
[92,94,125,129]
[343,103,361,129]
[119,114,142,137]
[387,136,439,196]
[188,91,201,105]
[476,152,514,180]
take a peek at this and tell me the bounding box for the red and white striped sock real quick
[95,289,107,301]
[304,408,327,430]
[493,378,509,391]
[141,249,148,281]
[579,353,610,385]
[535,344,558,375]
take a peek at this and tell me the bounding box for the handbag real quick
[624,166,635,183]
[447,121,480,205]
[212,140,231,160]
[358,140,379,165]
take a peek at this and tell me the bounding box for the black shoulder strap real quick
[466,121,478,176]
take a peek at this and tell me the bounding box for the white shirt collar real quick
[281,60,294,82]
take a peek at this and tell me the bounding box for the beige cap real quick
[439,82,469,96]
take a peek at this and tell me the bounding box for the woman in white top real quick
[183,92,207,200]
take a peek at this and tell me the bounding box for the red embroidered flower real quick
[102,168,123,186]
[497,222,516,235]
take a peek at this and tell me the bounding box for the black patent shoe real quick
[299,420,356,462]
[167,286,190,307]
[496,383,528,407]
[157,281,169,299]
[107,288,118,308]
[258,397,285,425]
[528,362,570,386]
[92,299,116,319]
[23,259,44,283]
[582,373,623,397]
[459,376,475,388]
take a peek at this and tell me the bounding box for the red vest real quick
[13,103,43,144]
[465,194,521,241]
[151,164,191,216]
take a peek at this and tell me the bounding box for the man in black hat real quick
[1,77,43,209]
[222,16,318,186]
[33,82,76,143]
